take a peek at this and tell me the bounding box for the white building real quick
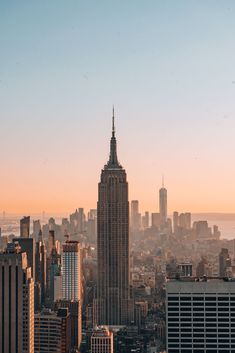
[62,240,81,300]
[62,240,82,348]
[166,278,235,352]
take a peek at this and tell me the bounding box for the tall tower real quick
[97,109,131,325]
[20,216,30,238]
[62,240,82,348]
[0,242,34,353]
[159,177,167,226]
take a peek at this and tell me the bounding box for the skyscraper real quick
[62,240,82,348]
[173,211,179,233]
[35,233,47,309]
[0,242,34,353]
[62,240,81,301]
[97,110,131,325]
[219,248,231,277]
[13,237,36,280]
[131,200,141,232]
[159,179,167,227]
[20,216,30,238]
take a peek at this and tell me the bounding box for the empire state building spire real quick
[97,112,132,325]
[106,107,122,169]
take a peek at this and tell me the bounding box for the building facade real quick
[166,278,235,352]
[62,240,81,300]
[62,240,82,348]
[97,112,131,325]
[91,326,114,353]
[34,309,64,353]
[0,242,34,353]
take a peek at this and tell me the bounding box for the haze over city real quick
[1,1,235,214]
[3,2,235,353]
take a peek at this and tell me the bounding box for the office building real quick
[97,111,132,325]
[166,277,235,353]
[55,300,82,350]
[62,240,81,300]
[20,216,30,237]
[13,237,35,280]
[91,326,114,353]
[131,200,141,232]
[62,240,82,348]
[219,248,231,277]
[34,308,71,353]
[0,242,34,353]
[173,211,179,233]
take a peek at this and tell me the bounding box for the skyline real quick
[1,1,235,213]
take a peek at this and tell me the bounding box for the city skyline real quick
[2,2,235,353]
[1,1,235,213]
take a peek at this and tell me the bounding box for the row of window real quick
[168,296,235,301]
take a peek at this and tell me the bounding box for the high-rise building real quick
[13,237,36,280]
[159,181,167,226]
[35,233,47,308]
[62,240,82,348]
[185,212,191,229]
[54,274,63,301]
[62,241,81,300]
[0,242,34,353]
[142,211,149,229]
[91,326,114,353]
[178,212,191,230]
[20,215,30,238]
[34,308,71,353]
[173,211,179,233]
[166,277,235,353]
[55,300,82,350]
[33,219,41,239]
[97,111,132,325]
[151,212,160,228]
[219,248,231,277]
[131,200,141,232]
[87,209,97,243]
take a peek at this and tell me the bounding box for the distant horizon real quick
[1,211,235,219]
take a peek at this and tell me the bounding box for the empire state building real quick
[97,109,131,325]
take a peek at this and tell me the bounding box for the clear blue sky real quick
[1,1,235,213]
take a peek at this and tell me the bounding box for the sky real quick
[1,0,235,214]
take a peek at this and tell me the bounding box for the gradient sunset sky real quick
[1,1,235,214]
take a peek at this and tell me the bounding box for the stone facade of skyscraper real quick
[97,111,132,325]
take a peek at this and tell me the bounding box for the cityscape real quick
[2,1,235,353]
[1,113,235,353]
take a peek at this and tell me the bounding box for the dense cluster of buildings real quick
[0,115,235,353]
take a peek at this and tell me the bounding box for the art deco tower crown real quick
[96,109,132,325]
